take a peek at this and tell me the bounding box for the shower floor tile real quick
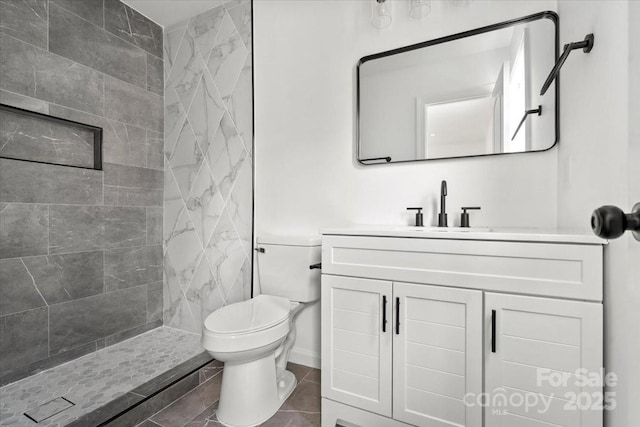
[0,327,203,427]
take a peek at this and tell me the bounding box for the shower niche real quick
[0,103,102,170]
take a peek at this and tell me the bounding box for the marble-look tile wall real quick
[0,0,164,386]
[163,0,253,333]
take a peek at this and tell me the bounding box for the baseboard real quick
[289,348,320,369]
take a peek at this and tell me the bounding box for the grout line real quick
[101,158,105,205]
[145,51,149,92]
[32,281,157,311]
[145,129,149,169]
[4,200,159,208]
[219,255,246,303]
[145,206,149,246]
[300,369,314,382]
[102,63,106,121]
[47,306,51,356]
[47,204,50,255]
[165,24,188,79]
[46,0,50,52]
[0,304,48,320]
[6,249,104,261]
[102,250,106,294]
[145,282,151,323]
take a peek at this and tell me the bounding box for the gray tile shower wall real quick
[0,0,164,386]
[163,1,253,334]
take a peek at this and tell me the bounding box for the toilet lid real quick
[204,295,290,335]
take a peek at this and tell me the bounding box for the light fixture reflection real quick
[410,0,431,19]
[371,0,392,29]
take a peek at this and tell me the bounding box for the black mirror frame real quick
[356,11,560,165]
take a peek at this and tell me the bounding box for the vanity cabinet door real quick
[321,275,393,417]
[392,282,483,427]
[485,293,603,427]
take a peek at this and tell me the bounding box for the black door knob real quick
[591,203,640,241]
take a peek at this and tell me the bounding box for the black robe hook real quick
[540,33,595,96]
[511,105,542,141]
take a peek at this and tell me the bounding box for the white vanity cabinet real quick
[393,283,483,427]
[485,293,603,427]
[321,275,393,416]
[322,276,482,426]
[320,231,604,427]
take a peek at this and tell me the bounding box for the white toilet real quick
[201,235,321,427]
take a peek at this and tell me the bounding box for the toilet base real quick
[276,369,296,403]
[216,355,296,427]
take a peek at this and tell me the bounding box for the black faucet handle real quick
[460,207,481,228]
[407,207,424,227]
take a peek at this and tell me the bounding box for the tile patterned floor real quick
[0,327,203,426]
[139,363,321,427]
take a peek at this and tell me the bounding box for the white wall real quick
[557,1,639,426]
[255,2,639,423]
[254,0,557,368]
[628,3,640,425]
[255,5,639,424]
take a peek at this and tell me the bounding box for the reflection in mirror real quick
[357,12,558,164]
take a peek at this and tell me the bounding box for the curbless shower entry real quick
[0,328,212,426]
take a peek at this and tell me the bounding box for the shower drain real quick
[23,397,75,423]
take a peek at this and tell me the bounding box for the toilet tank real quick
[256,235,321,302]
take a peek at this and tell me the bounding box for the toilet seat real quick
[204,294,290,335]
[202,295,292,355]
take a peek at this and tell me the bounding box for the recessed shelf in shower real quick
[0,103,103,171]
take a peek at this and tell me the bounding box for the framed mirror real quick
[357,12,559,164]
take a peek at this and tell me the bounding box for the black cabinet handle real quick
[382,295,387,333]
[491,310,497,353]
[395,297,400,335]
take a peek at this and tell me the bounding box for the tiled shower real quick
[0,0,254,424]
[1,0,165,386]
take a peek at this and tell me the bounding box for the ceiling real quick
[122,0,224,28]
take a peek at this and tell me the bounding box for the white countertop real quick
[320,225,606,245]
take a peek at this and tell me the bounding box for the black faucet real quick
[438,180,447,227]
